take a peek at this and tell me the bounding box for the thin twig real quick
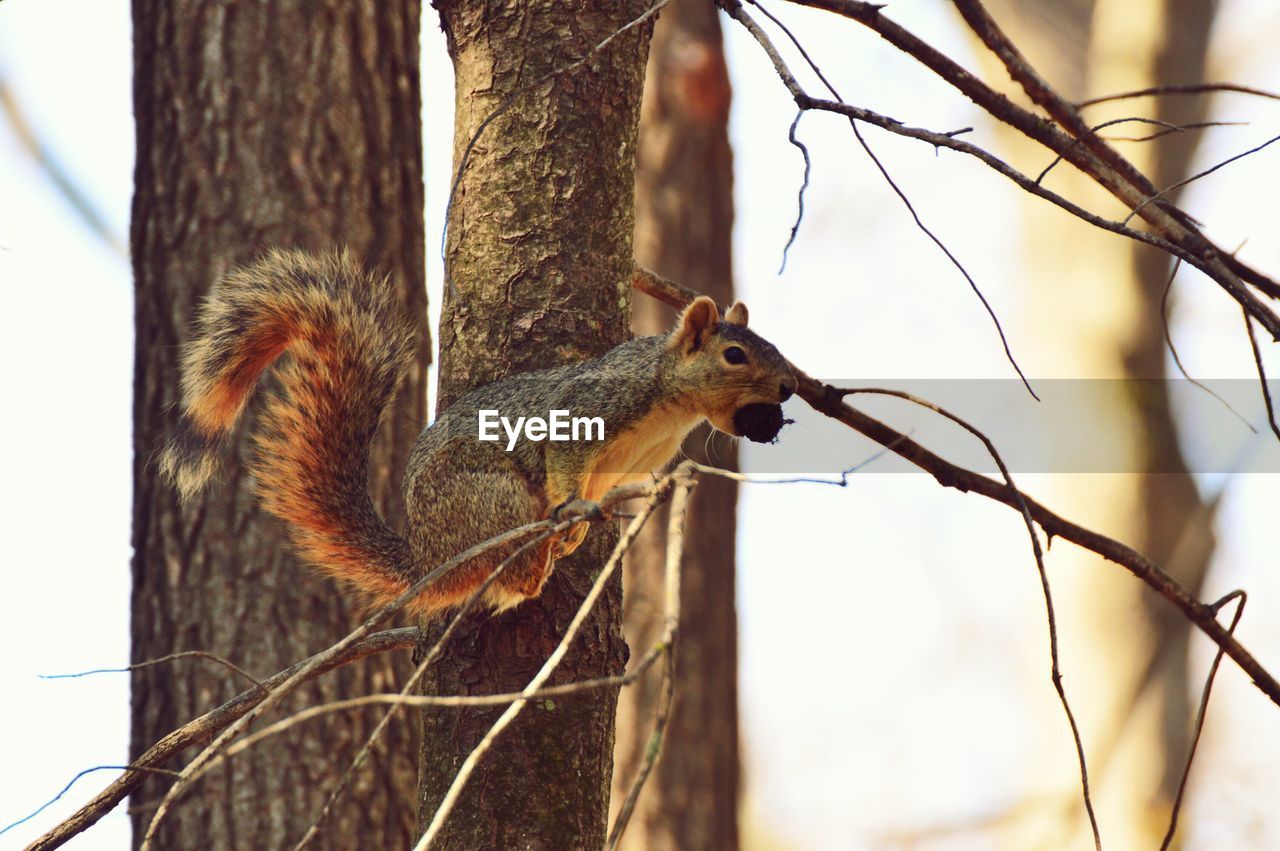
[631,266,1280,709]
[779,109,811,273]
[1242,308,1280,441]
[1104,121,1244,144]
[229,649,668,734]
[291,532,554,849]
[1037,117,1236,186]
[837,387,1102,850]
[0,79,127,258]
[606,478,694,849]
[731,0,1039,399]
[414,466,690,849]
[687,447,902,484]
[785,0,1280,315]
[1077,82,1280,109]
[40,651,265,691]
[137,480,652,851]
[25,629,417,851]
[0,766,180,840]
[1160,591,1247,851]
[1159,258,1256,433]
[1124,132,1280,225]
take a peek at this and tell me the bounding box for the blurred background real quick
[2,0,1278,848]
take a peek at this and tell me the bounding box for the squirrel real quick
[161,249,796,617]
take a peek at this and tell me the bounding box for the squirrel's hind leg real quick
[483,538,558,611]
[405,442,557,616]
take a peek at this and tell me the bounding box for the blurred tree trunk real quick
[976,1,1216,846]
[415,1,652,846]
[611,4,742,850]
[130,2,427,847]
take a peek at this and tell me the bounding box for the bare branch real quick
[40,651,265,691]
[1077,82,1280,109]
[632,265,1280,710]
[25,629,417,851]
[35,480,658,851]
[1243,309,1280,441]
[1160,259,1257,433]
[1,766,179,841]
[415,466,692,849]
[837,387,1101,850]
[725,2,1280,337]
[1159,591,1247,850]
[606,477,694,849]
[1123,132,1280,225]
[782,0,1280,314]
[292,531,554,849]
[742,0,1039,398]
[779,109,811,274]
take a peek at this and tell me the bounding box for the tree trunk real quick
[977,1,1216,845]
[612,4,741,849]
[1119,0,1218,803]
[415,1,652,847]
[130,2,427,847]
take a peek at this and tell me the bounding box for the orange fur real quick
[163,250,418,608]
[164,252,795,621]
[578,401,701,502]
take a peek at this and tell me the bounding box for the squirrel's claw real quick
[552,498,605,523]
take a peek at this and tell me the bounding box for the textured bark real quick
[415,1,652,847]
[130,2,426,848]
[612,4,742,849]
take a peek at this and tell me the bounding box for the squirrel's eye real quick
[723,346,747,365]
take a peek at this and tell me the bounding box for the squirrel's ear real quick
[725,302,749,327]
[671,296,720,354]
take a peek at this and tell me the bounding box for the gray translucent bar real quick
[739,379,1280,475]
[422,380,1280,474]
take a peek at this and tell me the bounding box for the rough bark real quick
[130,2,427,847]
[612,4,742,849]
[415,1,652,847]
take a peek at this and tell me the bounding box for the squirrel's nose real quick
[779,380,795,402]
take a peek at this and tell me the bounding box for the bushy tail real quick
[161,249,418,600]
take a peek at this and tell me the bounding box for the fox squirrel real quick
[161,249,795,617]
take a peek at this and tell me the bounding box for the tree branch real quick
[1077,82,1280,109]
[838,387,1101,848]
[32,479,662,851]
[632,264,1280,710]
[606,477,694,850]
[24,629,417,851]
[779,0,1280,308]
[415,466,692,849]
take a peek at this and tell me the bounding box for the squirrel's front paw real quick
[551,498,605,523]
